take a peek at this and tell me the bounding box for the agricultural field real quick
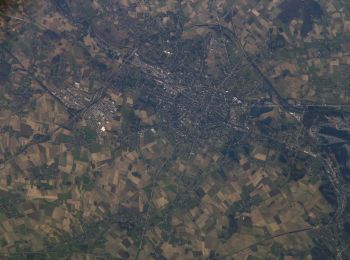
[0,0,350,259]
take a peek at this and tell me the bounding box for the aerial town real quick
[0,0,349,259]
